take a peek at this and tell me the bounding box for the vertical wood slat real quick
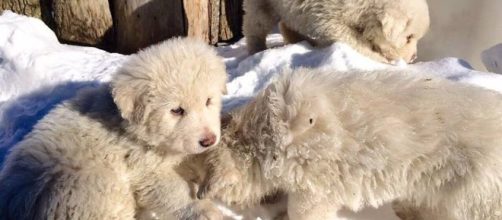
[209,0,221,44]
[52,0,114,47]
[1,0,55,30]
[113,0,185,53]
[219,0,243,42]
[218,0,243,41]
[1,0,41,18]
[183,0,211,43]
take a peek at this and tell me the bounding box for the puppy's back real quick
[0,87,134,219]
[276,68,502,164]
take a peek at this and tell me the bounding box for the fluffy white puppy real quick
[244,0,430,63]
[0,37,228,220]
[199,68,502,220]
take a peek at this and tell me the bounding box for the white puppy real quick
[199,68,502,220]
[0,37,228,220]
[243,0,430,63]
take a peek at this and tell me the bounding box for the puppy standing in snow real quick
[199,68,502,220]
[243,0,430,63]
[0,38,228,220]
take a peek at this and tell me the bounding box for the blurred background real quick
[1,0,501,71]
[418,0,502,70]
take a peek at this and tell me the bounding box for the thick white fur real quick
[200,68,502,220]
[243,0,430,63]
[0,38,228,220]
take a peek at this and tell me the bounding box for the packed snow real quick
[2,10,502,220]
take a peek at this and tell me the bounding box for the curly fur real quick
[200,68,502,220]
[243,0,430,63]
[0,37,228,220]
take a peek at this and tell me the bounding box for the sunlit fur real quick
[0,38,228,220]
[243,0,430,63]
[202,68,502,220]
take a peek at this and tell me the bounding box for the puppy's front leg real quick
[197,148,240,200]
[135,170,223,220]
[287,191,338,220]
[243,0,280,54]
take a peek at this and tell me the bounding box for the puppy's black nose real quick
[199,133,216,147]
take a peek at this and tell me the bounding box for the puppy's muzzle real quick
[199,133,216,147]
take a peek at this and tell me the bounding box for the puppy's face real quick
[367,1,430,63]
[133,77,225,155]
[112,38,227,155]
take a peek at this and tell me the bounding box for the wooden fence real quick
[1,0,243,53]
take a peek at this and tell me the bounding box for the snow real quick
[0,11,125,159]
[2,10,502,220]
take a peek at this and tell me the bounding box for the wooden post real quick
[183,0,243,44]
[1,0,55,30]
[52,0,114,47]
[209,0,221,44]
[113,0,185,54]
[183,0,210,43]
[1,0,41,18]
[219,0,243,42]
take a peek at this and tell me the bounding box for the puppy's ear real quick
[112,73,149,124]
[263,83,287,126]
[379,10,409,43]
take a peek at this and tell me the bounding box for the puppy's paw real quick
[193,200,224,220]
[197,169,240,200]
[197,210,223,220]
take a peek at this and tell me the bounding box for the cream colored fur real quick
[199,68,502,220]
[243,0,430,63]
[0,38,228,220]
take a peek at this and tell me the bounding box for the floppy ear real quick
[379,9,409,43]
[112,74,150,124]
[262,83,290,135]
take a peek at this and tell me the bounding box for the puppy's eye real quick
[206,98,212,106]
[171,107,185,116]
[406,34,414,44]
[309,118,314,124]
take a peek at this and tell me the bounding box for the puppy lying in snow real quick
[0,38,227,220]
[198,68,502,220]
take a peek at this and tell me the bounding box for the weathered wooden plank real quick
[219,0,243,42]
[52,0,113,47]
[1,0,55,29]
[113,0,185,53]
[183,0,211,43]
[209,0,220,44]
[1,0,41,18]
